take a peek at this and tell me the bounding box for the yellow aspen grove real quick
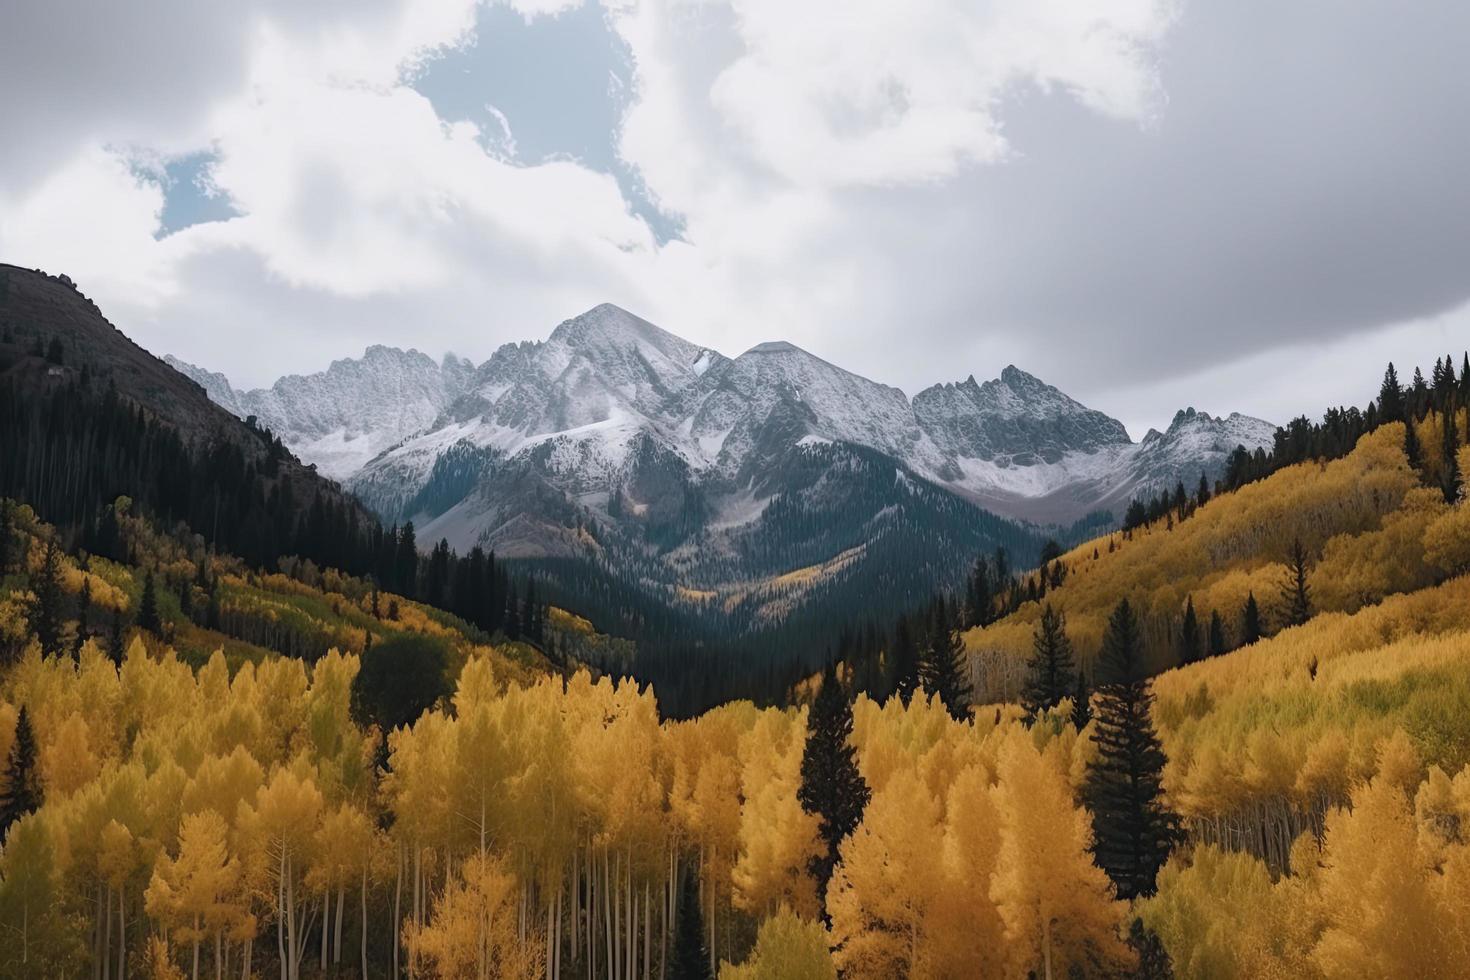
[236,764,324,980]
[144,809,247,980]
[826,768,945,978]
[1312,764,1451,978]
[990,731,1129,979]
[403,851,544,980]
[719,905,836,980]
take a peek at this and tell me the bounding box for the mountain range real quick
[169,302,1274,534]
[167,303,1275,669]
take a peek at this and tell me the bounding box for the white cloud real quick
[3,0,1461,440]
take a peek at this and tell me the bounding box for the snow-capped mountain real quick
[169,304,1276,609]
[166,346,475,480]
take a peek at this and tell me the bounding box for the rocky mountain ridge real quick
[172,303,1275,537]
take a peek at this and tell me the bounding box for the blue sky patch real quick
[410,2,684,244]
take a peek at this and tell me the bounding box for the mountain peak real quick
[746,340,800,355]
[999,364,1043,387]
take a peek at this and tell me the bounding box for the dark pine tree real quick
[0,706,42,842]
[1128,918,1175,980]
[1404,416,1423,472]
[1084,599,1181,900]
[1177,597,1200,666]
[1443,406,1462,504]
[917,605,972,722]
[888,615,920,705]
[1207,610,1227,658]
[1070,671,1092,730]
[106,606,127,667]
[27,539,65,658]
[1378,362,1404,423]
[1020,603,1075,723]
[1195,472,1211,509]
[966,556,993,628]
[136,569,161,636]
[1279,538,1312,629]
[798,662,871,920]
[1241,592,1264,646]
[668,867,712,980]
[72,576,92,660]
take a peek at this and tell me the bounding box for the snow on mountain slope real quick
[167,347,475,480]
[168,303,1278,544]
[913,366,1132,464]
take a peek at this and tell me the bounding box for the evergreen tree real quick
[1128,918,1175,980]
[1070,671,1092,730]
[917,605,972,722]
[966,556,993,628]
[1404,417,1422,471]
[888,615,920,704]
[27,539,65,657]
[72,576,92,660]
[669,867,712,980]
[798,662,871,920]
[1241,592,1264,646]
[1207,609,1227,658]
[0,707,41,842]
[1443,406,1462,504]
[1412,366,1429,414]
[205,580,221,631]
[107,607,126,667]
[1378,362,1404,423]
[1177,597,1200,666]
[1020,603,1075,722]
[136,569,161,635]
[1084,599,1180,900]
[1279,538,1312,629]
[1195,472,1211,509]
[395,521,418,598]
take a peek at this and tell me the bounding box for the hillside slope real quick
[965,419,1470,699]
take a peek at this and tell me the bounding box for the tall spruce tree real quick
[668,868,712,980]
[1207,609,1227,658]
[1177,597,1200,666]
[1084,599,1180,900]
[1404,415,1423,473]
[107,607,126,667]
[917,605,972,721]
[1443,406,1462,504]
[1021,604,1076,722]
[1071,671,1092,729]
[27,539,65,657]
[1241,592,1264,645]
[1378,362,1404,422]
[888,615,920,704]
[1279,538,1312,629]
[0,707,41,842]
[798,662,871,919]
[136,569,161,635]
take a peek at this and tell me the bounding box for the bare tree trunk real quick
[118,886,126,980]
[335,883,345,964]
[362,866,370,980]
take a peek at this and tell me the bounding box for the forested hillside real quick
[6,333,1470,979]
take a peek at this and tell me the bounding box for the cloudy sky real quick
[2,0,1467,438]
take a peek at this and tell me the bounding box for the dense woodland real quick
[4,343,1470,978]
